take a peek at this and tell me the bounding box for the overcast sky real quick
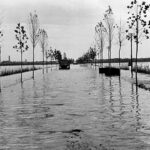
[0,0,150,61]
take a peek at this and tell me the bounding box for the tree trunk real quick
[43,47,44,74]
[21,48,23,83]
[109,38,111,68]
[109,28,112,68]
[135,14,139,85]
[102,49,103,68]
[0,46,1,92]
[119,44,121,69]
[101,49,103,68]
[46,51,48,73]
[108,47,109,67]
[135,42,138,84]
[33,45,35,79]
[101,38,103,68]
[51,57,52,71]
[130,34,133,78]
[98,51,100,67]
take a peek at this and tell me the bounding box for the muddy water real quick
[0,65,150,149]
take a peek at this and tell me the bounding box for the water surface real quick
[0,65,150,150]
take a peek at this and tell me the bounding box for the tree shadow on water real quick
[65,138,111,150]
[64,131,113,150]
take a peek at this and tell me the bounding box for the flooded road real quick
[0,65,150,149]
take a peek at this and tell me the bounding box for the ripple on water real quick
[0,65,150,149]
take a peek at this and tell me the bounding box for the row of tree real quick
[13,12,64,82]
[76,47,96,63]
[77,0,150,81]
[0,11,72,85]
[77,6,125,66]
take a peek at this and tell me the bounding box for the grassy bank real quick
[131,65,150,90]
[0,61,58,66]
[132,65,150,74]
[120,66,129,70]
[0,67,42,77]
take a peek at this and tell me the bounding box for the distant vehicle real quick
[59,59,70,70]
[73,61,78,65]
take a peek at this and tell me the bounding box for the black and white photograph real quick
[0,0,150,149]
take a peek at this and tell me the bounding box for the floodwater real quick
[0,65,150,150]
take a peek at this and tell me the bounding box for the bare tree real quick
[28,11,40,79]
[13,23,29,83]
[126,0,150,83]
[39,29,48,74]
[103,6,115,68]
[126,31,134,77]
[0,26,3,92]
[45,49,49,73]
[116,20,126,68]
[95,22,105,68]
[0,29,3,66]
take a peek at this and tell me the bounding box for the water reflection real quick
[0,65,150,149]
[100,74,105,105]
[118,77,124,120]
[109,77,115,114]
[135,87,141,132]
[130,83,141,132]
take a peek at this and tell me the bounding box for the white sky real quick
[0,0,150,61]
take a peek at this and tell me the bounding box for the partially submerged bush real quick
[132,65,150,74]
[0,67,41,77]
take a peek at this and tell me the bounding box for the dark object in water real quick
[59,59,70,70]
[70,129,82,133]
[45,114,54,118]
[128,60,132,66]
[99,67,109,74]
[99,67,120,76]
[63,129,83,136]
[105,67,120,76]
